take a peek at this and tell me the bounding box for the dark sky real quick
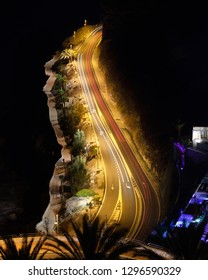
[0,1,102,95]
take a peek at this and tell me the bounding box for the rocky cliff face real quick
[35,28,100,234]
[36,56,73,235]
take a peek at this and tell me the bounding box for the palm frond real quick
[0,235,48,260]
[44,233,83,259]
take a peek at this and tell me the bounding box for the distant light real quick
[193,218,201,224]
[175,214,193,228]
[201,222,208,242]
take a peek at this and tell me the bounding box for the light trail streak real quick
[77,53,131,185]
[75,25,160,239]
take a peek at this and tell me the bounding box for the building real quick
[174,172,208,243]
[192,127,208,151]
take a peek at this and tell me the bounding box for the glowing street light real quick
[95,140,100,170]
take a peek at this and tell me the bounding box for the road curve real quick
[77,25,161,240]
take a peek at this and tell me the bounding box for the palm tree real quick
[44,214,172,260]
[44,214,139,259]
[60,48,78,61]
[0,234,48,260]
[0,218,173,260]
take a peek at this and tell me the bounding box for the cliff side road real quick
[76,25,161,239]
[35,24,160,240]
[36,27,105,235]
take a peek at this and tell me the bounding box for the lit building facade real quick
[192,127,208,148]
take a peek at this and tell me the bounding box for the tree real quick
[60,48,78,61]
[44,214,173,260]
[71,129,85,157]
[55,88,68,111]
[0,235,48,260]
[0,221,173,260]
[52,73,67,92]
[65,156,90,194]
[56,73,67,84]
[44,214,148,260]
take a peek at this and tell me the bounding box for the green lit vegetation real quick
[50,28,100,203]
[63,156,90,195]
[76,188,96,197]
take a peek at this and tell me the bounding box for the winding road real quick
[76,25,161,240]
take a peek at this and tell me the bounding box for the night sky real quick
[0,1,208,235]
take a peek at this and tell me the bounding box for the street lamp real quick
[54,213,59,234]
[91,172,95,189]
[91,179,94,189]
[96,140,99,170]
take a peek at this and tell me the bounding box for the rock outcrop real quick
[36,57,72,235]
